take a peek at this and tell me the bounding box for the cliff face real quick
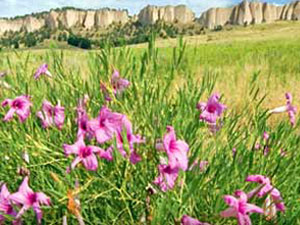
[59,10,86,28]
[95,9,128,27]
[1,1,300,35]
[0,8,129,34]
[138,5,195,25]
[199,0,300,29]
[84,11,96,29]
[45,11,59,29]
[249,2,263,24]
[0,16,44,34]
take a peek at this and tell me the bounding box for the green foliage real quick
[1,32,300,224]
[0,27,53,49]
[67,35,91,49]
[214,25,223,32]
[24,33,37,47]
[92,21,200,48]
[0,18,204,50]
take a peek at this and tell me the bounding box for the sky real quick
[0,0,292,18]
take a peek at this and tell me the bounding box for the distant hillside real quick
[1,1,300,50]
[0,5,200,50]
[199,0,300,29]
[0,5,195,35]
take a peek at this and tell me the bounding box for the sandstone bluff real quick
[0,5,194,35]
[199,0,300,29]
[1,1,300,35]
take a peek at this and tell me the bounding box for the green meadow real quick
[1,21,300,224]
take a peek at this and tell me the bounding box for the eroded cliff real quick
[0,8,129,34]
[138,5,195,25]
[199,0,300,29]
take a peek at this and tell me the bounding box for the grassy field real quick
[0,21,300,224]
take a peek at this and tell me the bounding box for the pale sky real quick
[0,0,292,18]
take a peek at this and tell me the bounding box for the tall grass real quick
[0,34,300,224]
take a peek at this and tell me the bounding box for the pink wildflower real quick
[111,69,130,95]
[77,111,90,138]
[254,143,261,150]
[100,82,112,101]
[181,215,210,225]
[2,95,32,122]
[0,71,7,78]
[285,93,297,126]
[154,126,189,191]
[153,165,179,192]
[63,136,102,171]
[88,106,123,144]
[246,175,285,213]
[0,184,19,224]
[155,139,165,151]
[115,116,144,164]
[263,132,269,141]
[232,148,237,157]
[263,195,277,220]
[163,126,189,171]
[220,190,263,225]
[197,93,226,124]
[263,146,270,156]
[98,146,114,161]
[10,177,51,224]
[76,97,92,138]
[34,64,52,80]
[36,100,65,130]
[269,92,297,126]
[189,160,209,172]
[280,148,287,157]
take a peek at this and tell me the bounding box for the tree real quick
[24,33,37,47]
[13,40,19,49]
[67,35,91,49]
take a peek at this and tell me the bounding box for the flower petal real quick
[82,154,98,171]
[220,207,236,218]
[36,192,51,206]
[223,195,238,207]
[3,108,16,122]
[98,146,113,161]
[71,157,82,170]
[54,105,65,130]
[129,151,141,164]
[246,203,264,214]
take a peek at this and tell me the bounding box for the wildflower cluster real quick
[0,63,295,224]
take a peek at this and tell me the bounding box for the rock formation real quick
[232,0,253,25]
[84,11,96,29]
[45,11,59,29]
[249,2,263,24]
[59,10,86,28]
[0,8,129,34]
[138,5,195,25]
[23,16,45,32]
[292,1,300,20]
[95,9,128,27]
[0,16,44,34]
[1,1,300,35]
[263,3,278,23]
[199,0,300,29]
[284,3,294,20]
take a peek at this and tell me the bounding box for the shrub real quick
[24,33,37,47]
[67,35,91,49]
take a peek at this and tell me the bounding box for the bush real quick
[67,35,91,49]
[214,25,223,32]
[24,33,37,47]
[13,41,19,49]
